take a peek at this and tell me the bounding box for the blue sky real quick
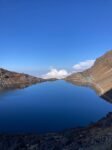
[0,0,112,76]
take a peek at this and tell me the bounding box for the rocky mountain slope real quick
[0,112,112,150]
[65,50,112,96]
[0,68,45,89]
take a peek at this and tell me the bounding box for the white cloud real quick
[43,68,69,79]
[42,59,95,79]
[73,60,95,72]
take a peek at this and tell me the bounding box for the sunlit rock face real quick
[65,50,112,98]
[0,68,44,89]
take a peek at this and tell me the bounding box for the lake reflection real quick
[0,80,112,133]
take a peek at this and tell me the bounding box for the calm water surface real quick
[0,80,112,133]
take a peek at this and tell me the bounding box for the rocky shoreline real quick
[65,50,112,102]
[0,112,112,150]
[0,68,58,90]
[0,68,45,89]
[1,50,112,149]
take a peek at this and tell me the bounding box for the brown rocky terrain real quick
[65,50,112,97]
[0,68,45,89]
[0,112,112,150]
[1,51,112,149]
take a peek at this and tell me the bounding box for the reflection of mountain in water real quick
[1,50,112,149]
[0,68,45,90]
[65,50,112,96]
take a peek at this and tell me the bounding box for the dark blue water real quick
[0,80,112,133]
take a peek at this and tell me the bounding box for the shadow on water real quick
[0,80,112,134]
[0,82,112,150]
[101,89,112,104]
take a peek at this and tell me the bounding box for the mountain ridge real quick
[0,68,45,89]
[65,50,112,96]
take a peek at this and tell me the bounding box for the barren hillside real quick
[65,50,112,96]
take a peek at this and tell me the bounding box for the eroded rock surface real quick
[0,68,44,89]
[65,50,112,97]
